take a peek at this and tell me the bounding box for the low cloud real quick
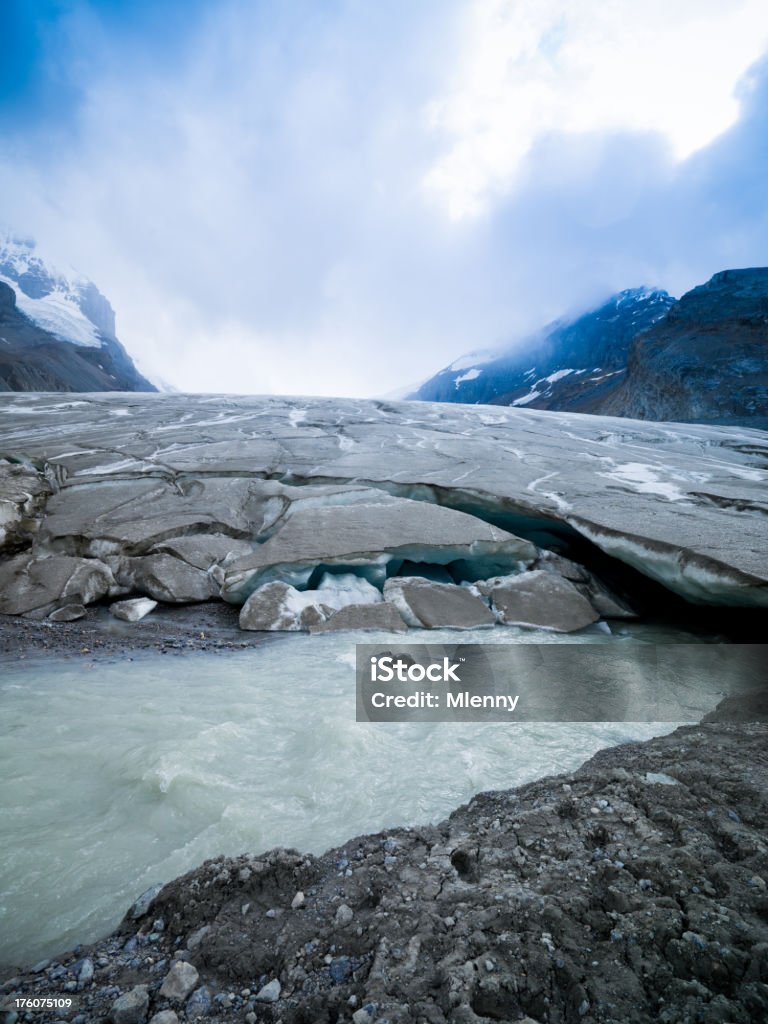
[1,1,767,395]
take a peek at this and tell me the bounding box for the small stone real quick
[245,1015,257,1024]
[31,959,51,973]
[241,902,251,915]
[129,883,163,920]
[265,908,277,918]
[109,597,158,622]
[638,878,652,891]
[186,925,211,950]
[682,931,708,950]
[335,904,354,926]
[578,1000,590,1016]
[484,959,495,972]
[49,604,87,622]
[159,961,199,1002]
[185,986,212,1020]
[352,1010,373,1024]
[255,979,281,1003]
[77,957,94,989]
[111,984,150,1024]
[149,1013,179,1024]
[291,891,305,909]
[329,956,353,984]
[748,875,767,890]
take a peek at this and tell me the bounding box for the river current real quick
[0,624,729,968]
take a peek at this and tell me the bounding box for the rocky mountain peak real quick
[0,233,155,393]
[665,267,768,327]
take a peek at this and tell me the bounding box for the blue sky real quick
[1,0,768,395]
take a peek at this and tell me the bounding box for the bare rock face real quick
[383,577,496,629]
[595,268,768,427]
[309,602,407,633]
[488,569,600,632]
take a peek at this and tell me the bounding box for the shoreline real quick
[0,605,275,661]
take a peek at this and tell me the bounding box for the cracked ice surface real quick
[0,393,766,608]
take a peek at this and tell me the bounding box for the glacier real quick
[0,393,766,623]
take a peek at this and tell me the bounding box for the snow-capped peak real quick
[0,233,112,349]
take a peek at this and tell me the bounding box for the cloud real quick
[1,0,767,396]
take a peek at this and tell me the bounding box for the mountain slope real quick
[593,268,768,427]
[0,236,155,393]
[408,288,675,409]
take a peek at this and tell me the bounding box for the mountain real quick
[0,235,156,392]
[408,288,675,410]
[593,268,768,427]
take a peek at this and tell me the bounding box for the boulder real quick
[255,979,281,1003]
[110,985,149,1024]
[148,1013,179,1024]
[239,582,333,631]
[535,551,637,619]
[383,577,496,629]
[109,597,158,622]
[310,602,407,633]
[151,533,255,571]
[0,554,114,616]
[489,570,600,632]
[575,577,637,619]
[159,961,199,1002]
[112,554,216,604]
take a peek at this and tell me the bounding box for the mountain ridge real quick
[408,287,675,409]
[407,269,768,426]
[0,235,156,393]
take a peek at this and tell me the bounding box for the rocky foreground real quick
[2,704,767,1024]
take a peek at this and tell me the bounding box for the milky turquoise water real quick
[0,625,722,969]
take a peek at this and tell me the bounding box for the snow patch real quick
[454,368,481,388]
[511,390,542,407]
[600,463,687,502]
[0,275,101,348]
[542,369,574,384]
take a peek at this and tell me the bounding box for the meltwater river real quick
[0,624,731,969]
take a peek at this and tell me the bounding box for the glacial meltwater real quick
[0,625,734,969]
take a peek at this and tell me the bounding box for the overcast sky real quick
[2,0,768,396]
